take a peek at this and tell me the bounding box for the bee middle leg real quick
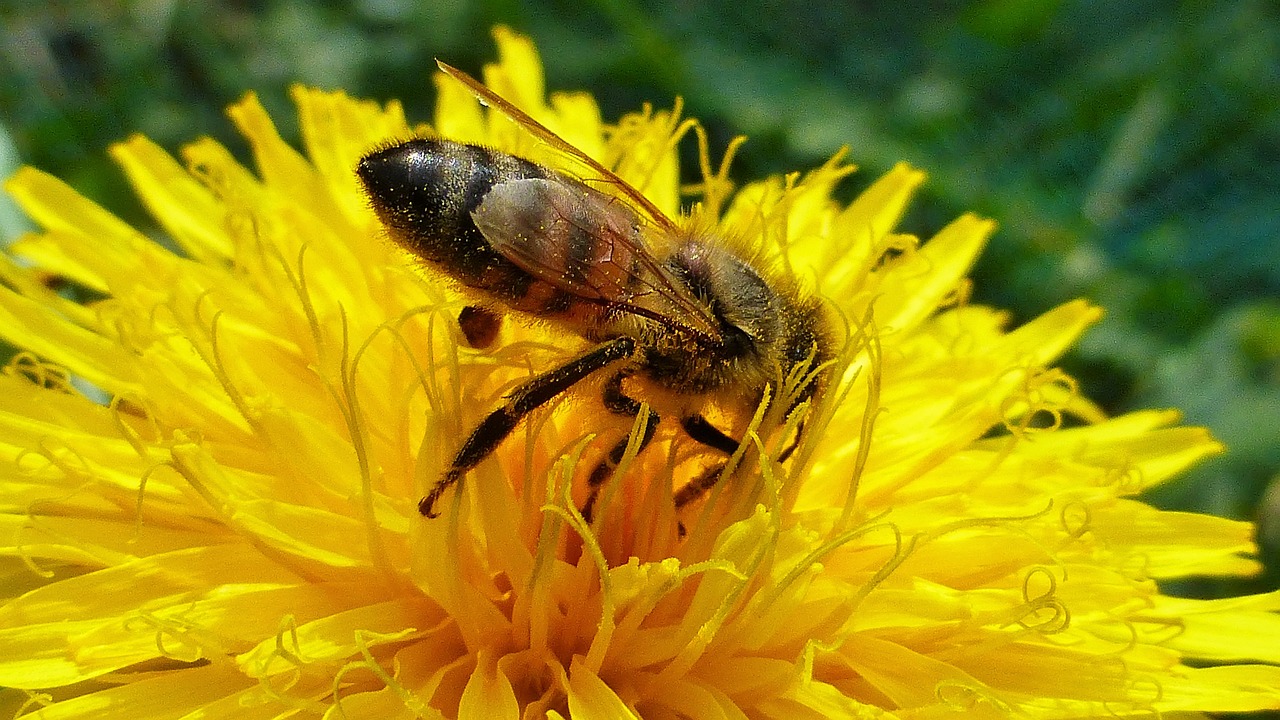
[419,336,637,517]
[581,370,660,522]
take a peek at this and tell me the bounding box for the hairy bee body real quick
[359,138,823,403]
[357,62,829,520]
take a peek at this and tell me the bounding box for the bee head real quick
[670,243,782,358]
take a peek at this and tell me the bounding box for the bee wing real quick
[437,61,681,238]
[473,177,722,341]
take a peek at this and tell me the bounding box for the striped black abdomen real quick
[357,139,548,301]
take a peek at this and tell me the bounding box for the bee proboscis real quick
[356,61,829,522]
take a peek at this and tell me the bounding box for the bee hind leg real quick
[419,336,637,517]
[581,370,660,522]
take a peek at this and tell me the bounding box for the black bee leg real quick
[671,414,740,516]
[776,418,807,462]
[673,462,728,509]
[581,370,660,522]
[673,461,731,539]
[680,414,739,455]
[419,336,637,517]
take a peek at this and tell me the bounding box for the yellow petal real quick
[20,663,255,719]
[1143,592,1280,662]
[109,135,234,262]
[457,649,520,720]
[567,655,640,719]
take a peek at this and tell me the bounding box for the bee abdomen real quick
[357,139,548,298]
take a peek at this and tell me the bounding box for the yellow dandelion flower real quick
[2,25,1278,719]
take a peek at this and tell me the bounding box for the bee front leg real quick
[419,336,637,517]
[671,414,739,511]
[581,370,660,522]
[674,413,810,514]
[679,414,738,455]
[672,461,731,540]
[672,462,727,509]
[776,418,806,462]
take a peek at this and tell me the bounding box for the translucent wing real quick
[439,60,721,340]
[472,177,721,340]
[437,60,680,236]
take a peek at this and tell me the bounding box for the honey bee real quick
[357,62,829,519]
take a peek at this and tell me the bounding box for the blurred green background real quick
[1,1,1277,596]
